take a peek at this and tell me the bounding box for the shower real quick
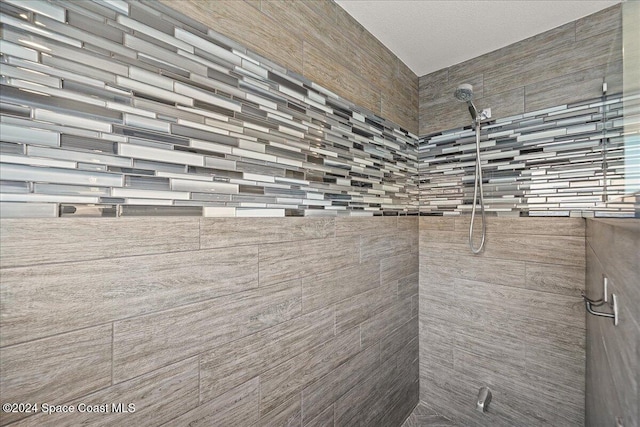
[454,84,491,254]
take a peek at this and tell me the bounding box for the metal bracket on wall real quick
[582,292,619,326]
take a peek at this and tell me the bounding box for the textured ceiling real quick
[334,0,621,77]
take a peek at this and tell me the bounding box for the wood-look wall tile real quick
[379,316,418,361]
[301,260,379,314]
[419,367,488,426]
[418,216,455,231]
[199,306,334,403]
[422,253,526,288]
[587,219,640,305]
[113,280,301,382]
[334,3,366,50]
[361,232,413,263]
[525,261,585,296]
[0,218,199,268]
[397,216,418,232]
[418,273,460,322]
[525,344,585,393]
[333,358,396,426]
[411,294,418,318]
[342,354,418,427]
[361,298,413,351]
[301,0,338,24]
[303,404,334,427]
[454,277,584,327]
[483,233,585,266]
[484,29,622,95]
[8,358,199,427]
[397,59,419,92]
[419,229,467,248]
[335,216,398,237]
[259,328,360,416]
[301,344,380,423]
[358,35,395,95]
[255,395,301,427]
[420,240,469,260]
[419,316,455,370]
[335,284,395,335]
[379,379,419,427]
[509,370,585,426]
[460,217,585,236]
[523,315,586,354]
[479,87,525,121]
[165,377,260,427]
[259,236,359,286]
[200,217,335,249]
[396,336,419,373]
[0,246,258,346]
[0,326,112,425]
[382,94,420,138]
[262,0,361,78]
[465,21,575,80]
[398,272,419,301]
[586,317,622,427]
[575,4,622,41]
[450,290,544,350]
[335,6,388,87]
[382,89,417,134]
[419,97,472,137]
[419,69,448,104]
[243,0,260,11]
[525,63,621,112]
[453,329,526,376]
[381,252,419,285]
[289,4,364,81]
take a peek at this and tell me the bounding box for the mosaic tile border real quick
[418,92,639,217]
[0,0,420,218]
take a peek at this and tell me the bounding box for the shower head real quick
[454,83,478,121]
[454,83,474,102]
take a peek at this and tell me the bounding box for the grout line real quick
[1,321,118,350]
[197,217,202,250]
[197,354,202,406]
[111,322,115,386]
[257,244,261,287]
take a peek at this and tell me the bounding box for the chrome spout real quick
[476,386,492,413]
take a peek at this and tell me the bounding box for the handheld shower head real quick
[453,85,491,253]
[454,83,478,120]
[454,83,474,102]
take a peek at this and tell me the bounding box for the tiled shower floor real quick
[401,403,458,427]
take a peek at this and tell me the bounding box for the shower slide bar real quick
[581,291,619,326]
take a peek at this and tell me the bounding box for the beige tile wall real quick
[419,216,587,426]
[0,216,418,427]
[585,219,639,427]
[162,0,419,134]
[418,4,623,135]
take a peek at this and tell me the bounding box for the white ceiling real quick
[334,0,621,77]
